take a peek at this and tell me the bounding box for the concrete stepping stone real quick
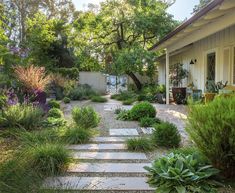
[68,163,151,173]
[92,137,132,143]
[110,128,139,136]
[72,152,147,160]
[141,127,154,135]
[44,177,154,191]
[68,143,126,151]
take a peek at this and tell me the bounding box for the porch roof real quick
[150,0,235,53]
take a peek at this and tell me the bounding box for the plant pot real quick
[172,87,187,104]
[204,93,216,103]
[156,93,166,104]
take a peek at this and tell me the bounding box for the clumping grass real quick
[122,98,135,105]
[48,108,63,118]
[26,143,70,176]
[0,104,44,130]
[91,95,108,103]
[126,137,154,152]
[62,127,93,144]
[48,99,61,109]
[0,158,43,193]
[72,106,100,128]
[139,117,161,127]
[152,122,181,148]
[63,97,71,104]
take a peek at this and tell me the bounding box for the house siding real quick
[159,24,235,92]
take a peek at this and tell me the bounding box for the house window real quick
[207,52,216,82]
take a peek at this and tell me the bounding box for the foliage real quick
[116,109,133,121]
[63,97,71,104]
[114,108,122,115]
[170,63,188,87]
[122,98,136,105]
[193,0,213,13]
[72,106,100,128]
[63,127,93,144]
[74,0,178,89]
[111,91,137,101]
[48,108,63,118]
[0,104,44,130]
[126,137,154,152]
[67,84,97,100]
[131,102,156,120]
[139,117,161,127]
[14,65,51,92]
[91,95,108,103]
[186,97,235,178]
[145,153,220,193]
[0,93,7,110]
[48,99,60,109]
[0,158,43,193]
[53,67,79,80]
[152,122,181,148]
[42,117,67,128]
[26,143,70,176]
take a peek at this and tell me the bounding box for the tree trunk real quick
[127,72,142,91]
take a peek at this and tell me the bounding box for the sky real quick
[72,0,200,21]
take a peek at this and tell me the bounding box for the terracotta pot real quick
[204,93,216,103]
[172,87,187,104]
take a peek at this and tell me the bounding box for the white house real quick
[151,0,235,104]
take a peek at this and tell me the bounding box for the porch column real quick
[166,49,170,105]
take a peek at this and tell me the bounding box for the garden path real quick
[44,97,188,192]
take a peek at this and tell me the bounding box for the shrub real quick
[186,97,235,178]
[122,98,135,105]
[111,91,137,101]
[63,97,71,104]
[48,99,60,109]
[27,143,70,176]
[48,108,63,118]
[117,110,133,121]
[14,65,51,91]
[53,67,79,80]
[0,158,43,193]
[91,95,108,103]
[126,137,153,152]
[145,153,220,193]
[18,129,61,146]
[131,101,156,120]
[139,117,161,127]
[63,127,93,144]
[42,117,67,128]
[110,94,120,99]
[67,84,97,100]
[72,106,100,128]
[114,108,122,114]
[152,122,181,148]
[0,105,44,130]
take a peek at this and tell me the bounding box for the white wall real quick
[79,72,107,93]
[159,24,235,92]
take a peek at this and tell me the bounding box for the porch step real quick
[72,152,147,160]
[109,129,139,136]
[68,143,126,151]
[68,163,150,174]
[92,136,133,143]
[44,177,154,191]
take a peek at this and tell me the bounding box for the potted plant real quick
[170,63,188,104]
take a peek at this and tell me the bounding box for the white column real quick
[166,49,170,105]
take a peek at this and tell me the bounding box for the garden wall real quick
[79,71,107,93]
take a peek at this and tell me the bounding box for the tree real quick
[193,0,212,13]
[26,13,75,69]
[0,0,76,44]
[74,0,178,90]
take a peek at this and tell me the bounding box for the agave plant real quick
[14,65,51,92]
[144,153,220,193]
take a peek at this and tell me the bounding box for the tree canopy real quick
[74,0,178,89]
